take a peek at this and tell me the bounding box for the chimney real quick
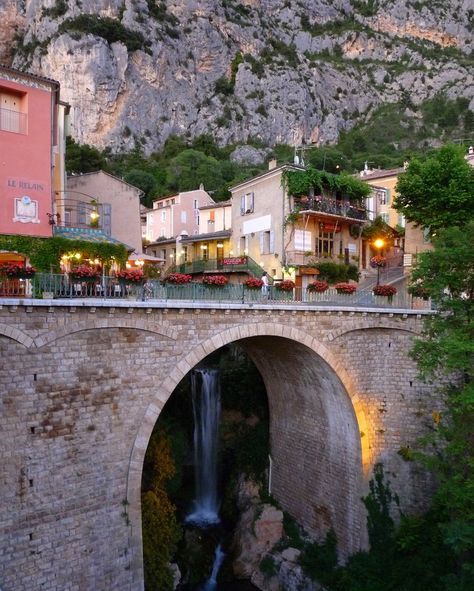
[199,183,204,190]
[268,158,277,170]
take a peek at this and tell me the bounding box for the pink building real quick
[0,65,64,240]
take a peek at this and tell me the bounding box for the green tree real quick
[394,144,474,230]
[123,169,157,206]
[65,137,107,174]
[409,223,474,589]
[166,149,223,193]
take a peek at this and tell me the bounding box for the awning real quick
[53,226,134,250]
[128,252,165,263]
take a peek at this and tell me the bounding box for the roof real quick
[180,230,231,243]
[128,252,165,262]
[146,237,176,246]
[53,227,134,251]
[229,164,304,192]
[67,170,144,196]
[199,200,231,211]
[0,64,60,89]
[359,167,403,181]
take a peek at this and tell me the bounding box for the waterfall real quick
[186,368,221,526]
[203,544,225,591]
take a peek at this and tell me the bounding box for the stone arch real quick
[126,323,368,585]
[0,324,33,348]
[33,317,178,348]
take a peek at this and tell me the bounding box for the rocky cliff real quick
[1,0,473,153]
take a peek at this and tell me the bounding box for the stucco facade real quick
[66,171,143,252]
[0,66,64,240]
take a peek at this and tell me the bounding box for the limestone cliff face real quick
[1,0,473,153]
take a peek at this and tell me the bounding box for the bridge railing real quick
[0,274,432,310]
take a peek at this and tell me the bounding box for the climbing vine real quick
[283,166,371,200]
[0,235,128,272]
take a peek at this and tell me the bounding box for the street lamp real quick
[373,238,385,285]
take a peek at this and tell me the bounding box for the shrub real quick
[373,284,397,297]
[307,280,329,293]
[314,261,360,284]
[202,275,229,286]
[276,279,295,291]
[334,282,357,294]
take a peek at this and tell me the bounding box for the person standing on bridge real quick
[261,271,270,298]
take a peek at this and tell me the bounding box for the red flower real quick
[244,278,264,289]
[276,280,295,291]
[370,255,386,268]
[373,284,397,297]
[0,263,36,278]
[116,269,144,283]
[165,273,192,284]
[202,275,229,286]
[307,280,329,293]
[334,282,357,294]
[69,265,101,280]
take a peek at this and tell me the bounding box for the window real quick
[171,198,175,205]
[0,90,27,134]
[294,230,311,251]
[182,246,188,262]
[376,188,388,205]
[381,213,389,224]
[240,236,248,254]
[209,210,215,223]
[397,213,405,228]
[318,232,334,256]
[181,211,187,223]
[193,199,199,209]
[260,230,274,254]
[160,249,166,260]
[161,210,166,222]
[240,192,254,215]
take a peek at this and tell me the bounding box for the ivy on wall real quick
[283,167,371,200]
[0,235,128,272]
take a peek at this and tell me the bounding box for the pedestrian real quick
[261,271,269,298]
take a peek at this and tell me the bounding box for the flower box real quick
[276,280,295,292]
[0,263,36,279]
[165,273,192,284]
[202,275,229,287]
[373,285,397,298]
[116,269,144,284]
[69,265,101,282]
[334,282,357,295]
[307,280,329,293]
[244,278,264,290]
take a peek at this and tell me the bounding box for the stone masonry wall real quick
[0,301,437,590]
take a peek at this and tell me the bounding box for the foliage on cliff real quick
[283,166,371,200]
[142,431,182,591]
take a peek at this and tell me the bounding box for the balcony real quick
[293,195,367,221]
[52,198,109,232]
[0,107,27,134]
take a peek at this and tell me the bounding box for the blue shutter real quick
[102,204,112,236]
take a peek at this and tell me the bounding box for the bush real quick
[314,261,359,284]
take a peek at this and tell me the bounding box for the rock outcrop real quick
[1,0,472,153]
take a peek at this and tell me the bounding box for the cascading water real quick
[203,544,225,591]
[186,368,221,526]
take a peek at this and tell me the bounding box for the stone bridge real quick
[0,300,437,591]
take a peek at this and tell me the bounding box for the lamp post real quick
[374,238,385,285]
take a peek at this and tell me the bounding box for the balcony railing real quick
[0,107,27,134]
[293,196,367,221]
[170,256,264,277]
[53,199,106,230]
[0,274,431,310]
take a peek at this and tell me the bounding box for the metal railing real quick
[293,196,368,221]
[0,274,431,310]
[171,255,264,277]
[0,107,27,134]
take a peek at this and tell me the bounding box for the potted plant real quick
[334,282,357,295]
[373,284,397,302]
[307,280,329,293]
[370,255,387,268]
[276,279,295,292]
[202,275,229,287]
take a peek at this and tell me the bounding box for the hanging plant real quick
[370,255,387,268]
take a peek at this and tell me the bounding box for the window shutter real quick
[259,232,264,254]
[102,204,112,236]
[269,230,275,253]
[249,192,254,212]
[240,195,245,215]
